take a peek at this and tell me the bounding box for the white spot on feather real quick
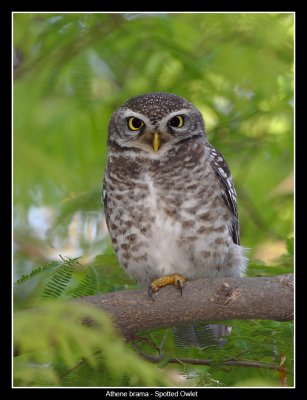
[218,167,227,178]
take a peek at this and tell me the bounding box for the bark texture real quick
[75,274,294,337]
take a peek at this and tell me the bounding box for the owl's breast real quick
[105,153,234,285]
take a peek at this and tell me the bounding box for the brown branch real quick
[137,353,287,372]
[75,274,294,338]
[130,339,288,373]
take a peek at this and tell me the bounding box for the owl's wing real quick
[207,143,240,245]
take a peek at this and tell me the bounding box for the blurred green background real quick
[13,13,294,387]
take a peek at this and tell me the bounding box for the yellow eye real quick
[128,117,144,131]
[169,115,184,128]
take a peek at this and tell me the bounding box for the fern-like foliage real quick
[14,255,115,302]
[70,266,102,298]
[41,257,76,300]
[14,302,172,387]
[15,260,61,285]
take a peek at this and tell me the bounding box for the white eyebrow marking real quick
[159,108,192,128]
[121,110,152,127]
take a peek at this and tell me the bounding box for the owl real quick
[102,92,247,345]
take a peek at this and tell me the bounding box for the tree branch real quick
[131,339,288,372]
[75,274,293,338]
[137,353,287,372]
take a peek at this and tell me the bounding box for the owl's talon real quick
[177,279,183,296]
[148,285,156,301]
[149,274,186,297]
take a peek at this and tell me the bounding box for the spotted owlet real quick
[103,92,247,345]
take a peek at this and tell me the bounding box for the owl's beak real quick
[153,132,160,152]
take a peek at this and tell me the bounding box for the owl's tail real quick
[173,323,231,348]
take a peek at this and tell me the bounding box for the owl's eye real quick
[169,115,184,128]
[128,117,144,131]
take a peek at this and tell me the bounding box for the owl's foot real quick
[148,274,186,300]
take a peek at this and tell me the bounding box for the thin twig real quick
[131,339,286,372]
[60,350,101,379]
[137,352,288,372]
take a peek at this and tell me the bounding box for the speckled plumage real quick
[103,92,247,288]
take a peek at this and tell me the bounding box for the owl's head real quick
[108,92,206,154]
